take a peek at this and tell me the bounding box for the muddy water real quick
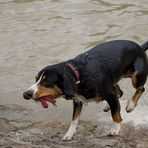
[0,0,148,125]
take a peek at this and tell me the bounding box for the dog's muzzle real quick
[23,90,33,100]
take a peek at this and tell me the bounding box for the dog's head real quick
[23,68,63,102]
[23,65,77,102]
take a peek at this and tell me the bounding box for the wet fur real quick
[37,40,148,101]
[25,40,148,140]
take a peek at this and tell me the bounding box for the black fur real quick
[141,41,148,51]
[21,39,148,139]
[37,40,148,101]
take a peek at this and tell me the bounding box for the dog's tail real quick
[141,41,148,51]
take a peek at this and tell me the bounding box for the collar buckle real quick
[75,81,80,84]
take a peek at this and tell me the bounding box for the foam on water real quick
[121,100,148,126]
[120,79,148,126]
[95,79,148,127]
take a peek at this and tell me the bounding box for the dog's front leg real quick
[62,100,83,141]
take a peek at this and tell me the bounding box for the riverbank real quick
[1,118,148,148]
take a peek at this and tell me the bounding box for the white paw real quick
[62,133,75,141]
[62,118,78,141]
[126,99,136,113]
[103,104,110,112]
[108,122,120,136]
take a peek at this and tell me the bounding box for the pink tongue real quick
[40,98,48,108]
[40,96,56,108]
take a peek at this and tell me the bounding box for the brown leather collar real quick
[66,63,80,84]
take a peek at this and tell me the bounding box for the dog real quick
[23,40,148,141]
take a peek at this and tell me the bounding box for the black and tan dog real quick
[23,40,148,141]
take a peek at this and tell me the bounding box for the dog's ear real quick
[63,67,76,99]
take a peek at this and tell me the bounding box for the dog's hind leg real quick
[106,92,123,135]
[126,57,147,113]
[126,71,146,113]
[62,100,83,141]
[103,84,123,112]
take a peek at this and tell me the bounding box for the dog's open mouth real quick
[39,96,57,108]
[23,92,57,108]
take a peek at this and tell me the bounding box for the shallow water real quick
[0,0,148,125]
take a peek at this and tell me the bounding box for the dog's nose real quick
[23,90,33,100]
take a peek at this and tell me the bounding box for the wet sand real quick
[1,119,148,148]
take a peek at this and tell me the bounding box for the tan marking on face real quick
[35,85,62,99]
[112,112,122,123]
[42,75,47,80]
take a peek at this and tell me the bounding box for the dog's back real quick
[74,40,148,85]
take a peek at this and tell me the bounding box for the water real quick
[0,0,148,125]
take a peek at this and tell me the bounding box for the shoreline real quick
[1,118,148,148]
